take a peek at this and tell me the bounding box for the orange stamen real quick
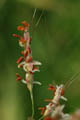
[24,50,28,57]
[13,34,21,38]
[16,73,20,77]
[48,84,56,91]
[28,47,31,54]
[29,37,32,44]
[17,26,25,31]
[33,66,39,71]
[39,107,46,115]
[44,99,52,102]
[21,51,24,55]
[61,89,64,96]
[17,56,23,64]
[22,21,30,27]
[16,73,22,81]
[49,102,54,107]
[20,38,27,44]
[17,77,22,81]
[19,64,23,68]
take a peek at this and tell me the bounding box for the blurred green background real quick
[0,0,80,120]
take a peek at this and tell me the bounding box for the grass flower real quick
[39,84,70,120]
[13,21,42,118]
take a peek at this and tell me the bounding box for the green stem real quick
[39,115,44,120]
[30,90,34,119]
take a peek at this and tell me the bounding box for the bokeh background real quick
[0,0,80,120]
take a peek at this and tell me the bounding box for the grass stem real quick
[30,90,34,119]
